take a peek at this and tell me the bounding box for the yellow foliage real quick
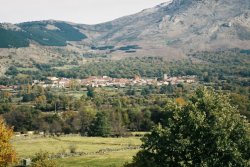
[175,97,186,106]
[0,117,17,167]
[35,95,47,105]
[27,84,32,94]
[2,91,12,99]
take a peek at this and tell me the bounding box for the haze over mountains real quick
[0,0,249,74]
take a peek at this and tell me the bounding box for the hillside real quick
[84,0,250,53]
[0,21,87,48]
[18,21,87,46]
[0,24,29,48]
[0,0,249,75]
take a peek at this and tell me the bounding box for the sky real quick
[0,0,169,25]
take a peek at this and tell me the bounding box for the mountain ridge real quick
[0,0,249,75]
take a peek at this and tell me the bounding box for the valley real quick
[0,0,249,166]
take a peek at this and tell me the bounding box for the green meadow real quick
[12,135,141,167]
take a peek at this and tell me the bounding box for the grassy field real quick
[12,135,141,167]
[57,150,138,167]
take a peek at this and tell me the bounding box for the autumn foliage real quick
[0,117,17,167]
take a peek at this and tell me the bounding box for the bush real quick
[31,152,57,167]
[69,145,77,153]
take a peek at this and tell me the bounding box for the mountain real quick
[0,0,249,75]
[0,21,89,75]
[83,0,250,55]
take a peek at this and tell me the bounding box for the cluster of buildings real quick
[0,85,18,90]
[31,75,196,88]
[0,75,197,90]
[163,74,196,85]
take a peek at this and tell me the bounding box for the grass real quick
[53,65,78,70]
[49,89,87,99]
[57,150,138,167]
[17,67,38,72]
[12,135,141,167]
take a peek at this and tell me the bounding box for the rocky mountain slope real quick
[0,0,249,75]
[84,0,250,53]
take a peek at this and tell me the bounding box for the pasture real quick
[12,135,142,167]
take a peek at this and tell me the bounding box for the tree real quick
[87,86,95,98]
[141,87,151,96]
[89,112,111,137]
[110,111,127,137]
[5,66,18,76]
[160,84,173,94]
[126,87,250,167]
[35,95,47,108]
[128,108,143,131]
[50,120,62,134]
[0,91,12,103]
[0,117,17,167]
[3,106,39,132]
[126,87,136,96]
[78,106,96,136]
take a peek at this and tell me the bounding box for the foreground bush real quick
[31,152,57,167]
[126,87,250,167]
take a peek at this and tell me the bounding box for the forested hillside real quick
[0,21,87,48]
[0,28,29,48]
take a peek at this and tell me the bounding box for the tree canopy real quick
[126,87,250,167]
[89,112,111,137]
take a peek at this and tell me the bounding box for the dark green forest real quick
[0,28,29,48]
[0,22,87,48]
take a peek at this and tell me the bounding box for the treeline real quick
[0,83,249,136]
[0,84,188,135]
[1,101,158,136]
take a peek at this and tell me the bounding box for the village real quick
[36,74,197,88]
[0,75,197,90]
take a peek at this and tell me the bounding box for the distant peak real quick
[155,1,174,8]
[141,0,173,14]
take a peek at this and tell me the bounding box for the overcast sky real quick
[0,0,169,25]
